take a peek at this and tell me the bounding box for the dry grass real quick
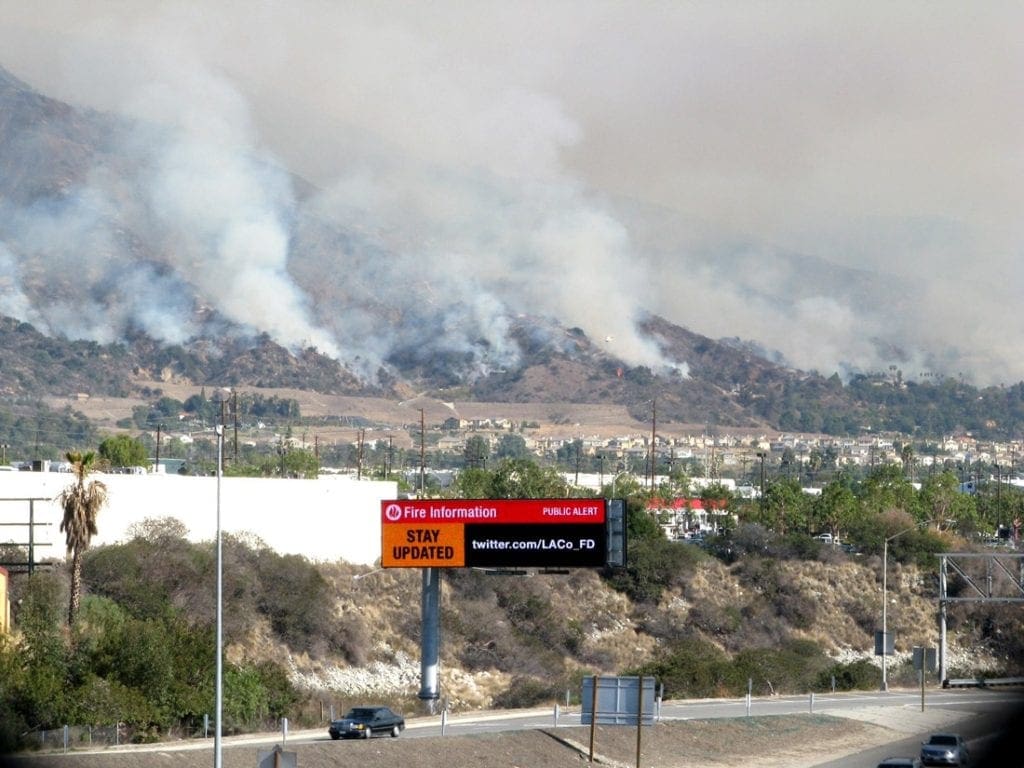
[9,715,896,768]
[53,381,732,445]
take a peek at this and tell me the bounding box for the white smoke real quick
[0,243,46,329]
[0,2,1020,384]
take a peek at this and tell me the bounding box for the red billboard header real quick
[381,498,605,525]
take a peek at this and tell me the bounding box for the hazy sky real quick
[0,2,1021,384]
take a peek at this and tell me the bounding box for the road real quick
[41,688,1024,766]
[419,688,1023,766]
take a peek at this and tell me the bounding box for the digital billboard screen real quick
[380,498,608,569]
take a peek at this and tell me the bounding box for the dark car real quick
[878,758,921,768]
[921,733,969,766]
[328,706,405,740]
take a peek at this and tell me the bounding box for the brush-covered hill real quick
[6,518,1020,730]
[3,62,1024,439]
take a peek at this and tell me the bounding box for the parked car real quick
[878,758,922,768]
[328,706,405,740]
[920,733,969,766]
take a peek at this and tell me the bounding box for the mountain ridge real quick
[4,64,1024,440]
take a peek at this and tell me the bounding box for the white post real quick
[215,424,224,768]
[881,525,920,692]
[882,537,888,691]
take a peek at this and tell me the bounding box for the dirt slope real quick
[5,715,891,768]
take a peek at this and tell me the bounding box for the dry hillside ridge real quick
[282,558,990,709]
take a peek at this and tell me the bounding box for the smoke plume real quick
[0,2,1020,385]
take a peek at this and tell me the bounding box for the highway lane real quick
[406,688,1024,766]
[809,694,1024,767]
[52,687,1022,763]
[413,688,1024,736]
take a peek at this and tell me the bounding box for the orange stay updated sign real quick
[381,522,466,567]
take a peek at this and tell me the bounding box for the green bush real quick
[816,658,879,691]
[634,638,833,698]
[632,637,733,698]
[733,557,817,630]
[731,640,830,694]
[492,676,560,709]
[606,536,705,604]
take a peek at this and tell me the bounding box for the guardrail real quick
[944,676,1024,688]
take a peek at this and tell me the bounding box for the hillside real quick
[4,62,1024,443]
[64,528,1024,712]
[305,554,1011,711]
[5,495,1022,758]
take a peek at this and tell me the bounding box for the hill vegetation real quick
[4,312,1024,471]
[2,460,1022,754]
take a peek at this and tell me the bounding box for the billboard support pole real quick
[588,677,598,764]
[419,566,441,711]
[635,675,643,768]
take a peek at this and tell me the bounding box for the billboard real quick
[381,498,607,569]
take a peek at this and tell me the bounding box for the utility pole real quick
[574,440,581,486]
[356,428,365,480]
[419,409,426,497]
[757,451,767,514]
[219,396,227,462]
[154,425,162,473]
[649,398,657,488]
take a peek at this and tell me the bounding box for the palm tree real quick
[59,450,108,625]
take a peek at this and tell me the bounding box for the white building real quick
[0,471,395,565]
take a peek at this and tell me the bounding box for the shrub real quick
[775,533,822,560]
[733,557,817,630]
[816,658,879,691]
[605,536,704,604]
[732,640,830,694]
[687,602,742,639]
[493,676,559,709]
[632,637,733,698]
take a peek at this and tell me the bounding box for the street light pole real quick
[756,452,766,513]
[214,423,224,768]
[882,525,917,691]
[212,386,231,768]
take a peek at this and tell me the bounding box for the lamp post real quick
[881,525,918,691]
[756,452,767,513]
[212,387,230,768]
[611,469,630,499]
[214,422,224,768]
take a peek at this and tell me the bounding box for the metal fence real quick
[32,715,297,754]
[35,724,124,752]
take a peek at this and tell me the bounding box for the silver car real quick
[920,733,969,766]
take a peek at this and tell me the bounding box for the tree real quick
[812,479,859,541]
[919,471,977,533]
[98,434,148,469]
[494,433,529,460]
[476,458,569,499]
[900,443,916,481]
[463,435,490,469]
[59,451,108,625]
[761,477,809,534]
[857,464,919,518]
[452,467,491,498]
